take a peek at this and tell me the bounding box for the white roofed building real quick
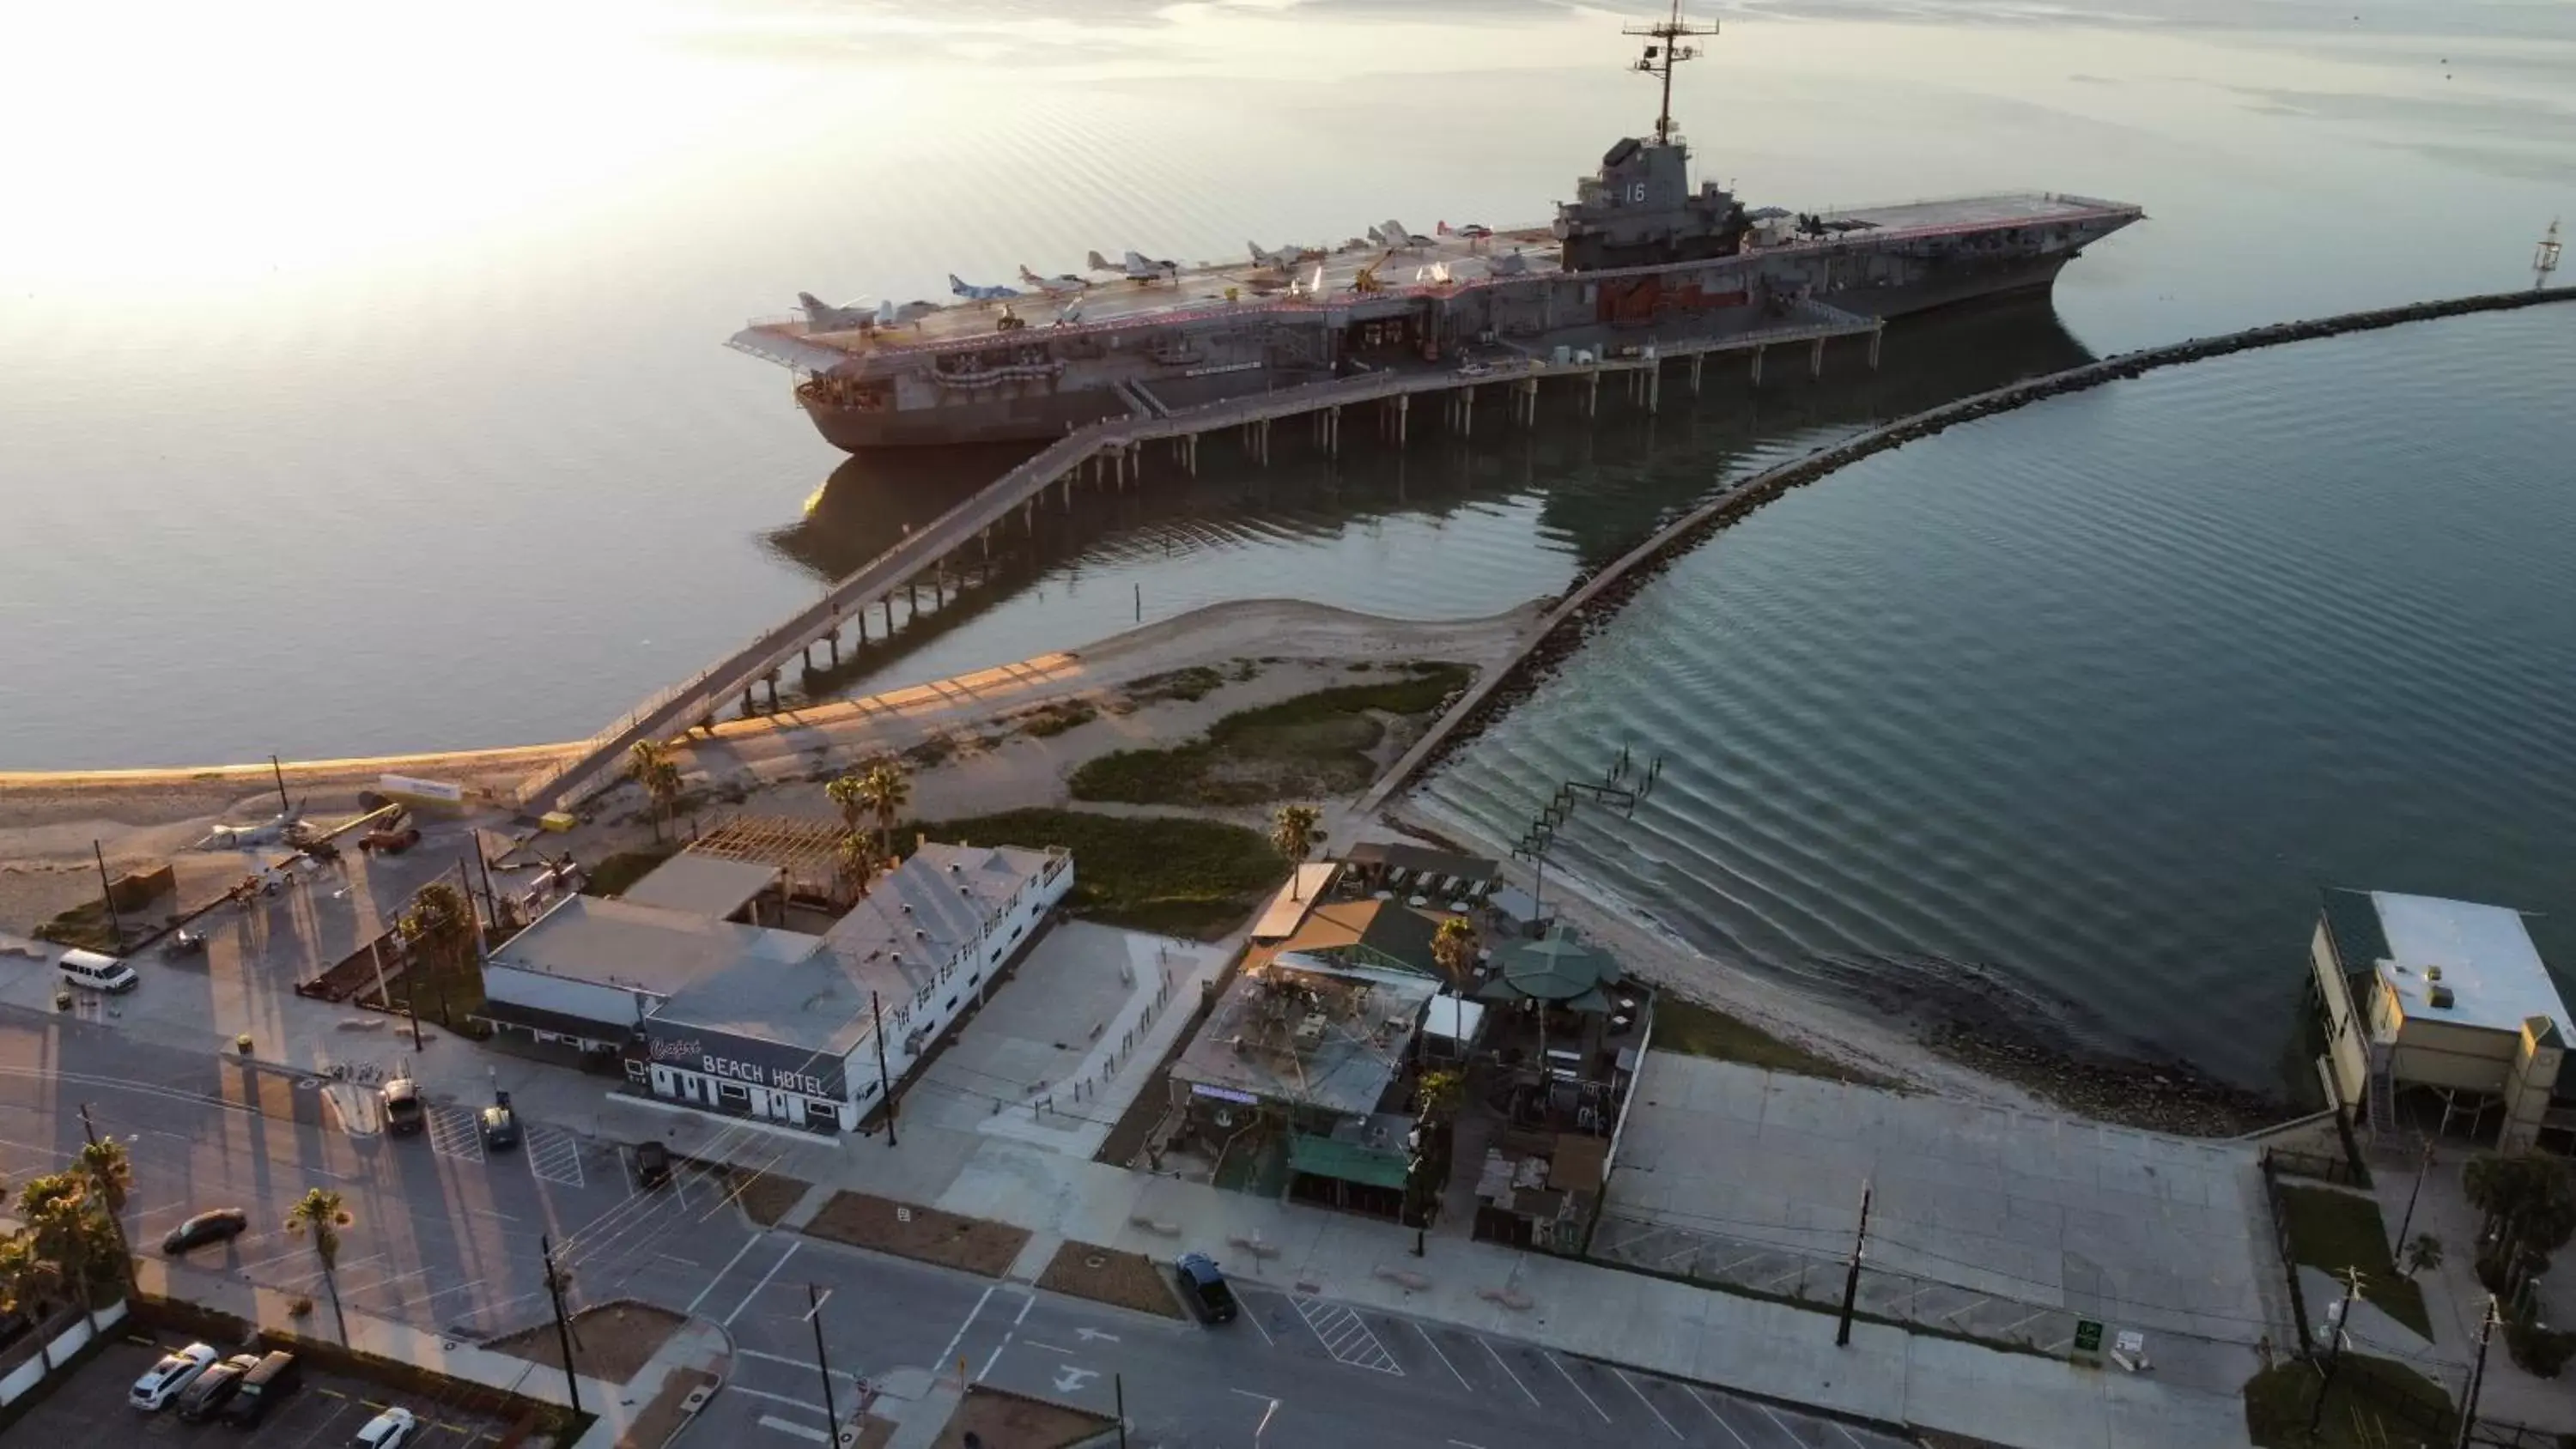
[2312,889,2575,1153]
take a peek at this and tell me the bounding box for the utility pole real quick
[805,1284,841,1445]
[1115,1373,1127,1449]
[2392,1136,2436,1259]
[2454,1294,2501,1449]
[540,1234,582,1415]
[92,840,125,949]
[2308,1267,2363,1434]
[871,991,898,1147]
[78,1104,137,1292]
[1835,1179,1873,1347]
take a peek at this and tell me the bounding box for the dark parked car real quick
[161,1208,249,1256]
[381,1077,425,1137]
[633,1140,672,1190]
[479,1092,519,1151]
[1176,1252,1238,1325]
[218,1349,302,1427]
[173,1353,261,1422]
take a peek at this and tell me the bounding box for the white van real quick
[58,948,139,993]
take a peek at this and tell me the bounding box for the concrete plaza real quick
[1599,1054,2291,1364]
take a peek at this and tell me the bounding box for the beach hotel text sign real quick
[651,1026,845,1100]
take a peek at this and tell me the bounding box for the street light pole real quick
[872,991,898,1148]
[2392,1137,2436,1259]
[805,1284,841,1444]
[540,1234,582,1415]
[1835,1179,1873,1347]
[92,841,125,949]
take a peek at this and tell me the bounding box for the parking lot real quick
[6,1336,507,1448]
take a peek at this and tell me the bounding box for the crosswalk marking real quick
[526,1125,585,1187]
[425,1106,484,1163]
[1292,1296,1402,1374]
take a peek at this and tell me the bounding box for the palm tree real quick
[285,1187,355,1345]
[15,1173,96,1315]
[398,882,479,1028]
[627,740,683,844]
[0,1233,64,1369]
[77,1136,134,1291]
[835,831,883,904]
[1271,804,1322,898]
[825,771,871,836]
[856,760,911,861]
[2465,1152,2576,1299]
[1431,916,1477,985]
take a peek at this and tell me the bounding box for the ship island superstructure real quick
[732,5,2142,452]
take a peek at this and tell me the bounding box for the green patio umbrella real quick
[1477,931,1622,1012]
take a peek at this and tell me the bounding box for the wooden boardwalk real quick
[514,310,1884,811]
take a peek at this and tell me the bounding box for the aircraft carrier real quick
[731,5,2143,453]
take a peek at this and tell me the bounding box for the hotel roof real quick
[618,854,781,919]
[650,841,1059,1057]
[490,896,817,1000]
[2368,891,2568,1039]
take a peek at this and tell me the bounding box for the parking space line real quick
[687,1235,766,1317]
[1758,1403,1807,1445]
[525,1125,585,1188]
[723,1239,799,1327]
[732,1385,829,1411]
[1832,1424,1875,1448]
[1291,1297,1401,1373]
[1686,1387,1755,1449]
[426,1105,485,1163]
[1412,1320,1470,1390]
[1476,1337,1540,1408]
[1545,1353,1611,1423]
[1613,1368,1683,1439]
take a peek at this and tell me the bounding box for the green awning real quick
[1288,1132,1410,1191]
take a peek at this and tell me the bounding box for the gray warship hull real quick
[773,216,2111,452]
[739,4,2142,458]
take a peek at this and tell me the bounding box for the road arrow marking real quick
[1054,1367,1100,1394]
[1076,1327,1121,1343]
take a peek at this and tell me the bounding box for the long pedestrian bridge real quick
[514,309,1884,812]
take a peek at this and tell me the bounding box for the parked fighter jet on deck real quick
[949,274,1022,303]
[1088,250,1179,283]
[1249,240,1323,273]
[1017,266,1089,297]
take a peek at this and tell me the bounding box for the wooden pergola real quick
[684,815,848,906]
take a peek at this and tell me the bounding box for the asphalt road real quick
[0,1010,1911,1449]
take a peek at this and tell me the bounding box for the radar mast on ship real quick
[1625,0,1718,147]
[1552,3,1747,271]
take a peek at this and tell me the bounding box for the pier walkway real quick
[516,307,1882,810]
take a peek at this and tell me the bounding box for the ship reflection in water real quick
[767,295,2095,706]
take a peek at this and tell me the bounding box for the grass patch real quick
[489,1301,685,1385]
[903,735,959,769]
[585,846,677,896]
[1017,700,1099,737]
[1124,665,1225,704]
[1036,1240,1185,1319]
[933,1385,1117,1449]
[2275,1185,2433,1341]
[2243,1355,2453,1448]
[914,808,1284,940]
[720,1167,812,1227]
[33,899,122,953]
[1651,997,1903,1088]
[1070,664,1472,806]
[803,1190,1030,1277]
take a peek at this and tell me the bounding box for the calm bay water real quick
[1423,306,2576,1088]
[5,1,2573,1072]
